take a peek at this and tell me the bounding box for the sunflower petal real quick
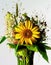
[28,39,32,45]
[15,34,21,39]
[31,37,37,42]
[30,23,33,29]
[34,28,39,31]
[33,34,40,38]
[25,20,28,28]
[28,21,31,29]
[32,26,38,31]
[19,37,24,45]
[33,32,40,34]
[18,26,24,30]
[14,27,21,32]
[19,22,25,29]
[24,38,28,44]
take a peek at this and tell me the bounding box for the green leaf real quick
[25,45,38,52]
[0,36,6,44]
[31,17,38,24]
[16,3,18,17]
[7,43,19,50]
[37,43,49,62]
[22,13,27,17]
[22,13,30,20]
[16,44,19,51]
[40,42,51,50]
[39,50,49,62]
[7,43,16,48]
[45,45,51,50]
[39,50,48,62]
[14,15,18,24]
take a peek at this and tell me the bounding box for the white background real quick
[0,0,51,65]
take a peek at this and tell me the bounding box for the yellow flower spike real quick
[14,20,40,45]
[5,12,15,43]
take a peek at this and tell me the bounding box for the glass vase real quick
[16,48,34,65]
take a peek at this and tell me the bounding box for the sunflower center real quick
[23,29,32,38]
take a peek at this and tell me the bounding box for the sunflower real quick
[14,20,40,45]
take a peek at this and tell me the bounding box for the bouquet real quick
[0,4,51,65]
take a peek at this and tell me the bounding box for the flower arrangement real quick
[0,3,51,65]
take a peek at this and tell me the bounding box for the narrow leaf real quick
[22,13,27,17]
[14,15,18,24]
[39,49,48,62]
[0,36,6,44]
[37,43,49,62]
[16,3,18,17]
[45,45,51,50]
[7,43,16,48]
[40,42,51,50]
[16,44,19,51]
[26,45,38,52]
[22,13,30,20]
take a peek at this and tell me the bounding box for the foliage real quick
[0,36,6,44]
